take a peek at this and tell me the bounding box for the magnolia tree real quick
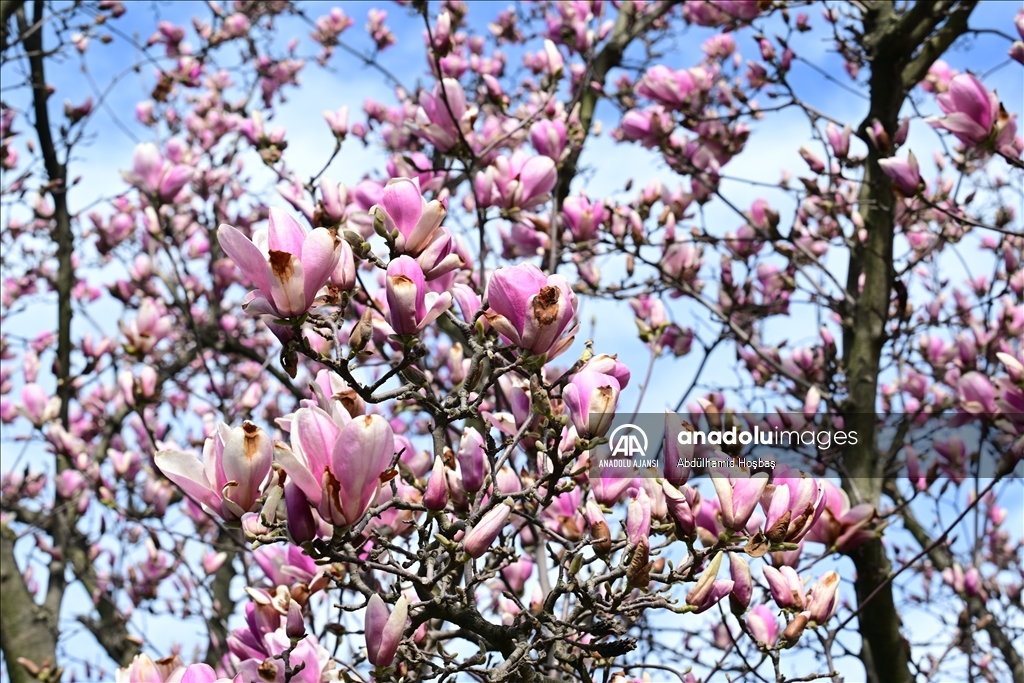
[1,1,1022,682]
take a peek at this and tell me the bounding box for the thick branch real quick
[840,3,978,683]
[0,0,25,51]
[1,527,58,683]
[548,0,674,272]
[4,5,68,680]
[901,1,977,89]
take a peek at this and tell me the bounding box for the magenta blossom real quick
[464,502,512,558]
[956,371,996,415]
[763,564,806,610]
[530,118,567,159]
[484,262,578,360]
[373,177,449,257]
[17,383,61,427]
[121,142,192,202]
[275,408,395,528]
[155,422,273,521]
[760,466,826,543]
[806,570,841,624]
[562,193,609,242]
[637,64,702,111]
[805,481,874,552]
[878,151,922,195]
[415,78,474,151]
[928,73,998,146]
[747,604,779,646]
[563,369,621,438]
[385,256,453,335]
[218,208,342,319]
[711,470,769,532]
[365,594,408,667]
[475,150,557,210]
[686,552,733,613]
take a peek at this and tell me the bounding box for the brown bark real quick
[2,3,140,676]
[0,529,59,683]
[841,3,977,683]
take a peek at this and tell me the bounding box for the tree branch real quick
[1,526,58,683]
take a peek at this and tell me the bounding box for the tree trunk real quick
[841,3,977,682]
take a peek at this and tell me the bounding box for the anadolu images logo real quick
[608,424,649,458]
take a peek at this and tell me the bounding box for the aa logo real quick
[608,424,648,458]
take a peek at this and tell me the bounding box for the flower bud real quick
[365,594,408,667]
[463,502,512,558]
[423,455,448,511]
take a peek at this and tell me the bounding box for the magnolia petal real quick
[418,291,453,331]
[276,441,323,507]
[300,227,342,308]
[220,423,273,512]
[381,177,424,238]
[331,415,394,525]
[155,449,218,510]
[218,225,272,296]
[365,594,390,666]
[267,251,307,317]
[268,207,306,255]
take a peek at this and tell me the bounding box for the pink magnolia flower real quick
[530,118,567,159]
[637,65,701,111]
[806,570,841,623]
[414,227,465,280]
[464,502,512,558]
[805,481,874,552]
[423,455,449,511]
[121,142,192,202]
[235,632,332,683]
[415,78,474,151]
[563,369,621,438]
[456,427,486,493]
[373,177,448,257]
[582,354,632,388]
[155,422,273,521]
[686,552,733,613]
[322,105,349,137]
[626,487,652,545]
[760,465,826,543]
[562,193,608,242]
[484,263,578,360]
[711,470,769,532]
[663,481,701,537]
[878,151,922,195]
[928,73,998,146]
[619,106,673,148]
[920,59,956,93]
[275,409,395,528]
[692,1,762,25]
[116,654,182,683]
[17,383,60,427]
[763,564,806,610]
[730,552,753,610]
[365,594,408,667]
[385,256,453,335]
[218,208,342,319]
[475,150,557,210]
[956,371,996,414]
[253,544,317,588]
[1010,41,1024,66]
[747,604,778,646]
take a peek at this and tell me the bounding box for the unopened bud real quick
[350,307,374,354]
[782,612,809,645]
